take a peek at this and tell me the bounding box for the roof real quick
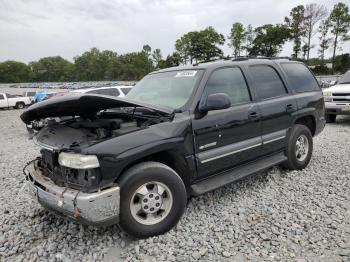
[152,57,296,74]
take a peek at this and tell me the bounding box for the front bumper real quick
[24,162,120,226]
[325,102,350,115]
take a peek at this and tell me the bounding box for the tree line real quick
[0,2,349,83]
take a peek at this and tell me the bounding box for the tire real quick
[325,114,336,123]
[16,102,25,109]
[282,124,313,170]
[118,161,187,238]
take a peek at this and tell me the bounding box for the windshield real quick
[126,70,203,109]
[339,70,350,84]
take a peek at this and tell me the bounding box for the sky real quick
[0,0,349,63]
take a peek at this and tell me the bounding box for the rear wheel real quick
[118,162,187,238]
[16,102,25,109]
[283,124,313,170]
[325,114,336,123]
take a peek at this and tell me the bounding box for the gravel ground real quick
[0,109,350,261]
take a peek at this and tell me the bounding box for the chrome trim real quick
[200,142,262,164]
[25,164,120,224]
[263,136,286,144]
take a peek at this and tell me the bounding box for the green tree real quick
[333,53,350,73]
[285,5,306,59]
[175,32,196,64]
[74,48,117,81]
[249,24,290,57]
[243,24,254,56]
[159,52,181,69]
[30,56,74,82]
[303,4,327,63]
[318,19,332,63]
[328,2,350,73]
[0,61,32,83]
[175,27,225,64]
[228,22,246,57]
[152,48,162,68]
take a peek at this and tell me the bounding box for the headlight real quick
[58,152,100,169]
[323,91,332,97]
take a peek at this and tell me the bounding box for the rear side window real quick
[90,88,120,96]
[250,65,287,100]
[121,87,132,95]
[0,94,4,100]
[204,67,251,106]
[281,63,320,92]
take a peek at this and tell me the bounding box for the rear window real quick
[0,94,4,100]
[339,70,350,84]
[281,63,320,92]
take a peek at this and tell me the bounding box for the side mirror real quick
[198,93,231,113]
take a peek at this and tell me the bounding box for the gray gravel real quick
[1,109,350,261]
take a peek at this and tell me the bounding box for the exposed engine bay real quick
[34,111,165,150]
[32,111,169,192]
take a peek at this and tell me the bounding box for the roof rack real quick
[232,56,291,61]
[192,57,224,66]
[192,56,291,66]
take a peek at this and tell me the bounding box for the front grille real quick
[333,93,350,96]
[41,149,58,170]
[39,150,101,192]
[333,98,350,102]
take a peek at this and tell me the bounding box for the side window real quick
[280,63,320,92]
[121,87,132,95]
[250,65,287,100]
[0,94,4,100]
[99,88,120,96]
[204,67,251,106]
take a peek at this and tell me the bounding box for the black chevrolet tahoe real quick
[21,58,325,238]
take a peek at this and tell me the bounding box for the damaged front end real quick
[21,93,174,225]
[24,159,120,225]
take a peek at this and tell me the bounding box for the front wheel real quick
[118,162,187,238]
[282,124,313,170]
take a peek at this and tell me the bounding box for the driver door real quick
[192,67,262,179]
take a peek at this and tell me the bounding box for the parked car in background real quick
[71,86,133,97]
[33,91,58,103]
[0,93,31,109]
[22,58,325,238]
[22,91,36,103]
[323,70,350,123]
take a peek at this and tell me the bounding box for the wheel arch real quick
[294,115,316,136]
[116,149,196,189]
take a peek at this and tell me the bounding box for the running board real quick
[190,152,287,196]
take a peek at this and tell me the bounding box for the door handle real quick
[286,104,294,112]
[248,111,259,119]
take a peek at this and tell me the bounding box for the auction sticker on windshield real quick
[175,71,197,77]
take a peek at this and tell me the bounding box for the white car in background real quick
[0,93,32,109]
[71,86,133,97]
[323,70,350,123]
[25,86,133,134]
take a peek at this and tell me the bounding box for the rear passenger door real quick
[193,67,262,179]
[248,64,297,155]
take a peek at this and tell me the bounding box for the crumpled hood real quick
[20,93,174,124]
